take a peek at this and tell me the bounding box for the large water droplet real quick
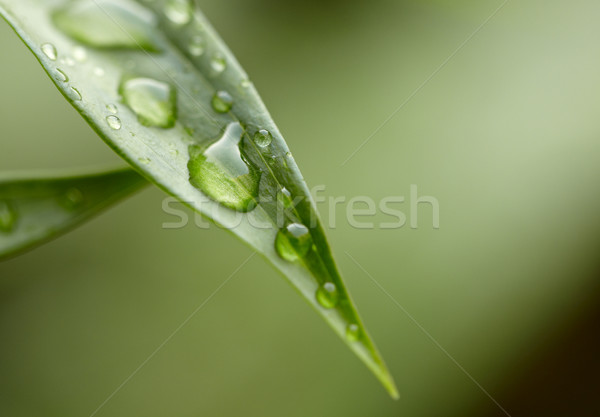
[316,282,339,309]
[55,68,69,82]
[120,77,177,128]
[41,43,57,61]
[187,122,261,212]
[106,115,122,130]
[346,323,361,342]
[211,90,233,113]
[254,129,272,148]
[275,223,312,261]
[0,200,18,233]
[52,0,159,52]
[164,0,193,25]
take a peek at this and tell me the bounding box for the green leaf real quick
[0,167,146,260]
[0,0,398,397]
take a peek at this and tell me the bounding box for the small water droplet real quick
[211,90,233,113]
[41,43,57,60]
[72,46,87,62]
[60,188,85,210]
[316,282,339,309]
[254,129,272,148]
[61,56,75,67]
[210,55,227,74]
[346,323,361,342]
[52,0,160,52]
[240,79,251,88]
[0,200,18,233]
[106,115,121,130]
[93,67,105,77]
[106,103,118,114]
[55,68,69,82]
[138,157,151,164]
[165,0,193,25]
[187,122,261,212]
[119,77,177,128]
[277,187,293,209]
[70,87,82,101]
[188,35,205,56]
[286,151,292,158]
[275,223,312,262]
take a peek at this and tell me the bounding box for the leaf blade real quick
[0,0,398,397]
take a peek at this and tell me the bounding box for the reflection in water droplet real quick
[120,77,177,128]
[52,0,160,52]
[106,115,121,130]
[346,323,360,342]
[187,122,261,212]
[210,55,226,74]
[41,43,57,60]
[60,188,85,210]
[0,200,18,233]
[275,223,312,262]
[106,104,118,114]
[211,90,233,113]
[165,0,193,25]
[316,282,339,309]
[254,129,272,148]
[188,35,205,56]
[55,68,69,82]
[70,87,82,101]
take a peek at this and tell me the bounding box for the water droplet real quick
[72,46,87,62]
[60,188,84,210]
[210,55,226,74]
[93,67,105,77]
[41,43,57,60]
[52,0,160,52]
[277,187,293,209]
[240,79,251,88]
[211,90,233,113]
[55,68,69,82]
[188,35,205,56]
[165,0,193,25]
[138,157,151,164]
[316,282,339,309]
[106,103,118,114]
[0,200,18,233]
[275,223,312,262]
[106,115,121,130]
[346,323,360,342]
[119,77,177,128]
[61,56,75,67]
[187,122,261,212]
[254,129,272,147]
[70,87,82,101]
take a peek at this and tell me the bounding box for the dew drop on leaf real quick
[106,115,122,130]
[119,77,177,128]
[106,103,118,114]
[55,68,69,82]
[164,0,193,25]
[72,46,87,62]
[277,187,293,209]
[210,55,227,74]
[254,129,272,147]
[52,0,160,52]
[346,323,361,342]
[0,200,18,233]
[211,90,233,113]
[41,43,57,60]
[187,122,261,212]
[275,223,313,262]
[70,86,82,101]
[60,188,85,210]
[188,35,205,56]
[316,282,340,309]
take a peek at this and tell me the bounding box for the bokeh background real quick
[1,0,600,416]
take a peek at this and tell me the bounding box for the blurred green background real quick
[1,0,600,415]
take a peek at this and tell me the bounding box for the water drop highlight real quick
[41,43,57,60]
[254,129,272,148]
[211,90,233,113]
[187,122,261,212]
[346,323,361,342]
[165,0,193,25]
[106,115,121,130]
[120,77,177,128]
[210,55,226,74]
[188,36,205,56]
